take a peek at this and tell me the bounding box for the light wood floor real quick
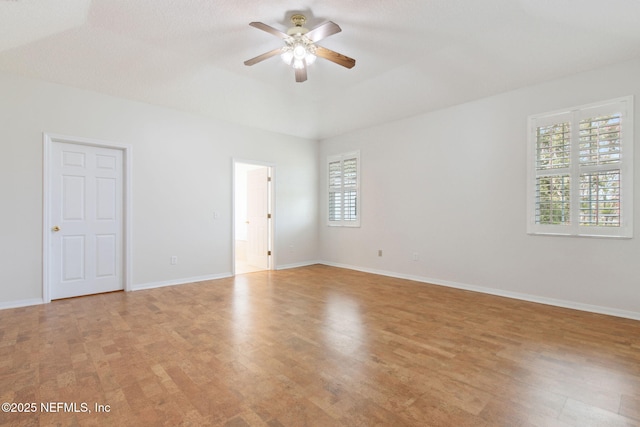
[1,265,639,426]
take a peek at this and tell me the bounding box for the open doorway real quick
[234,161,273,274]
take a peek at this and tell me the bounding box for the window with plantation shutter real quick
[328,151,360,227]
[527,97,634,238]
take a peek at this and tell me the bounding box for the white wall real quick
[319,58,640,319]
[0,72,318,307]
[3,58,638,317]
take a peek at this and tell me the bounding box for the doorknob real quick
[52,225,61,232]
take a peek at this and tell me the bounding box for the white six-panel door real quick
[49,141,124,299]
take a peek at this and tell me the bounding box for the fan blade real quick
[315,46,356,69]
[249,22,288,39]
[244,48,282,66]
[305,21,341,42]
[295,65,307,83]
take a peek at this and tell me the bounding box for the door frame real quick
[232,158,275,275]
[42,133,133,303]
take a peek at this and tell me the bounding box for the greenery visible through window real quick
[527,97,633,237]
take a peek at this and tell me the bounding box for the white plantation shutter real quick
[536,122,571,170]
[328,160,342,221]
[580,171,620,227]
[534,118,572,226]
[328,151,360,226]
[535,175,571,225]
[578,113,622,227]
[527,97,633,237]
[579,114,621,166]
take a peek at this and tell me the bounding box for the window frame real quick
[527,96,634,238]
[327,151,361,227]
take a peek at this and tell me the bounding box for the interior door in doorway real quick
[49,142,124,299]
[246,167,270,270]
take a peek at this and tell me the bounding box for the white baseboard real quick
[320,261,640,321]
[0,298,44,310]
[275,260,322,271]
[131,273,233,291]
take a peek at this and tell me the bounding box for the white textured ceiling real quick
[1,0,640,139]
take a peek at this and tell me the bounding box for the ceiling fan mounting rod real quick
[290,14,307,27]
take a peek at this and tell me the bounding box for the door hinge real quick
[267,250,272,256]
[267,176,272,182]
[267,213,272,219]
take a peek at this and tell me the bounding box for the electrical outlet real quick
[412,252,419,261]
[170,256,178,265]
[378,249,383,257]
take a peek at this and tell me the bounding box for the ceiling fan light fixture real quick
[293,44,307,60]
[281,37,316,68]
[280,49,293,65]
[305,53,316,65]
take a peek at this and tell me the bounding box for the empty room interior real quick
[1,1,640,426]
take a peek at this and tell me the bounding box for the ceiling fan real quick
[244,14,356,83]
